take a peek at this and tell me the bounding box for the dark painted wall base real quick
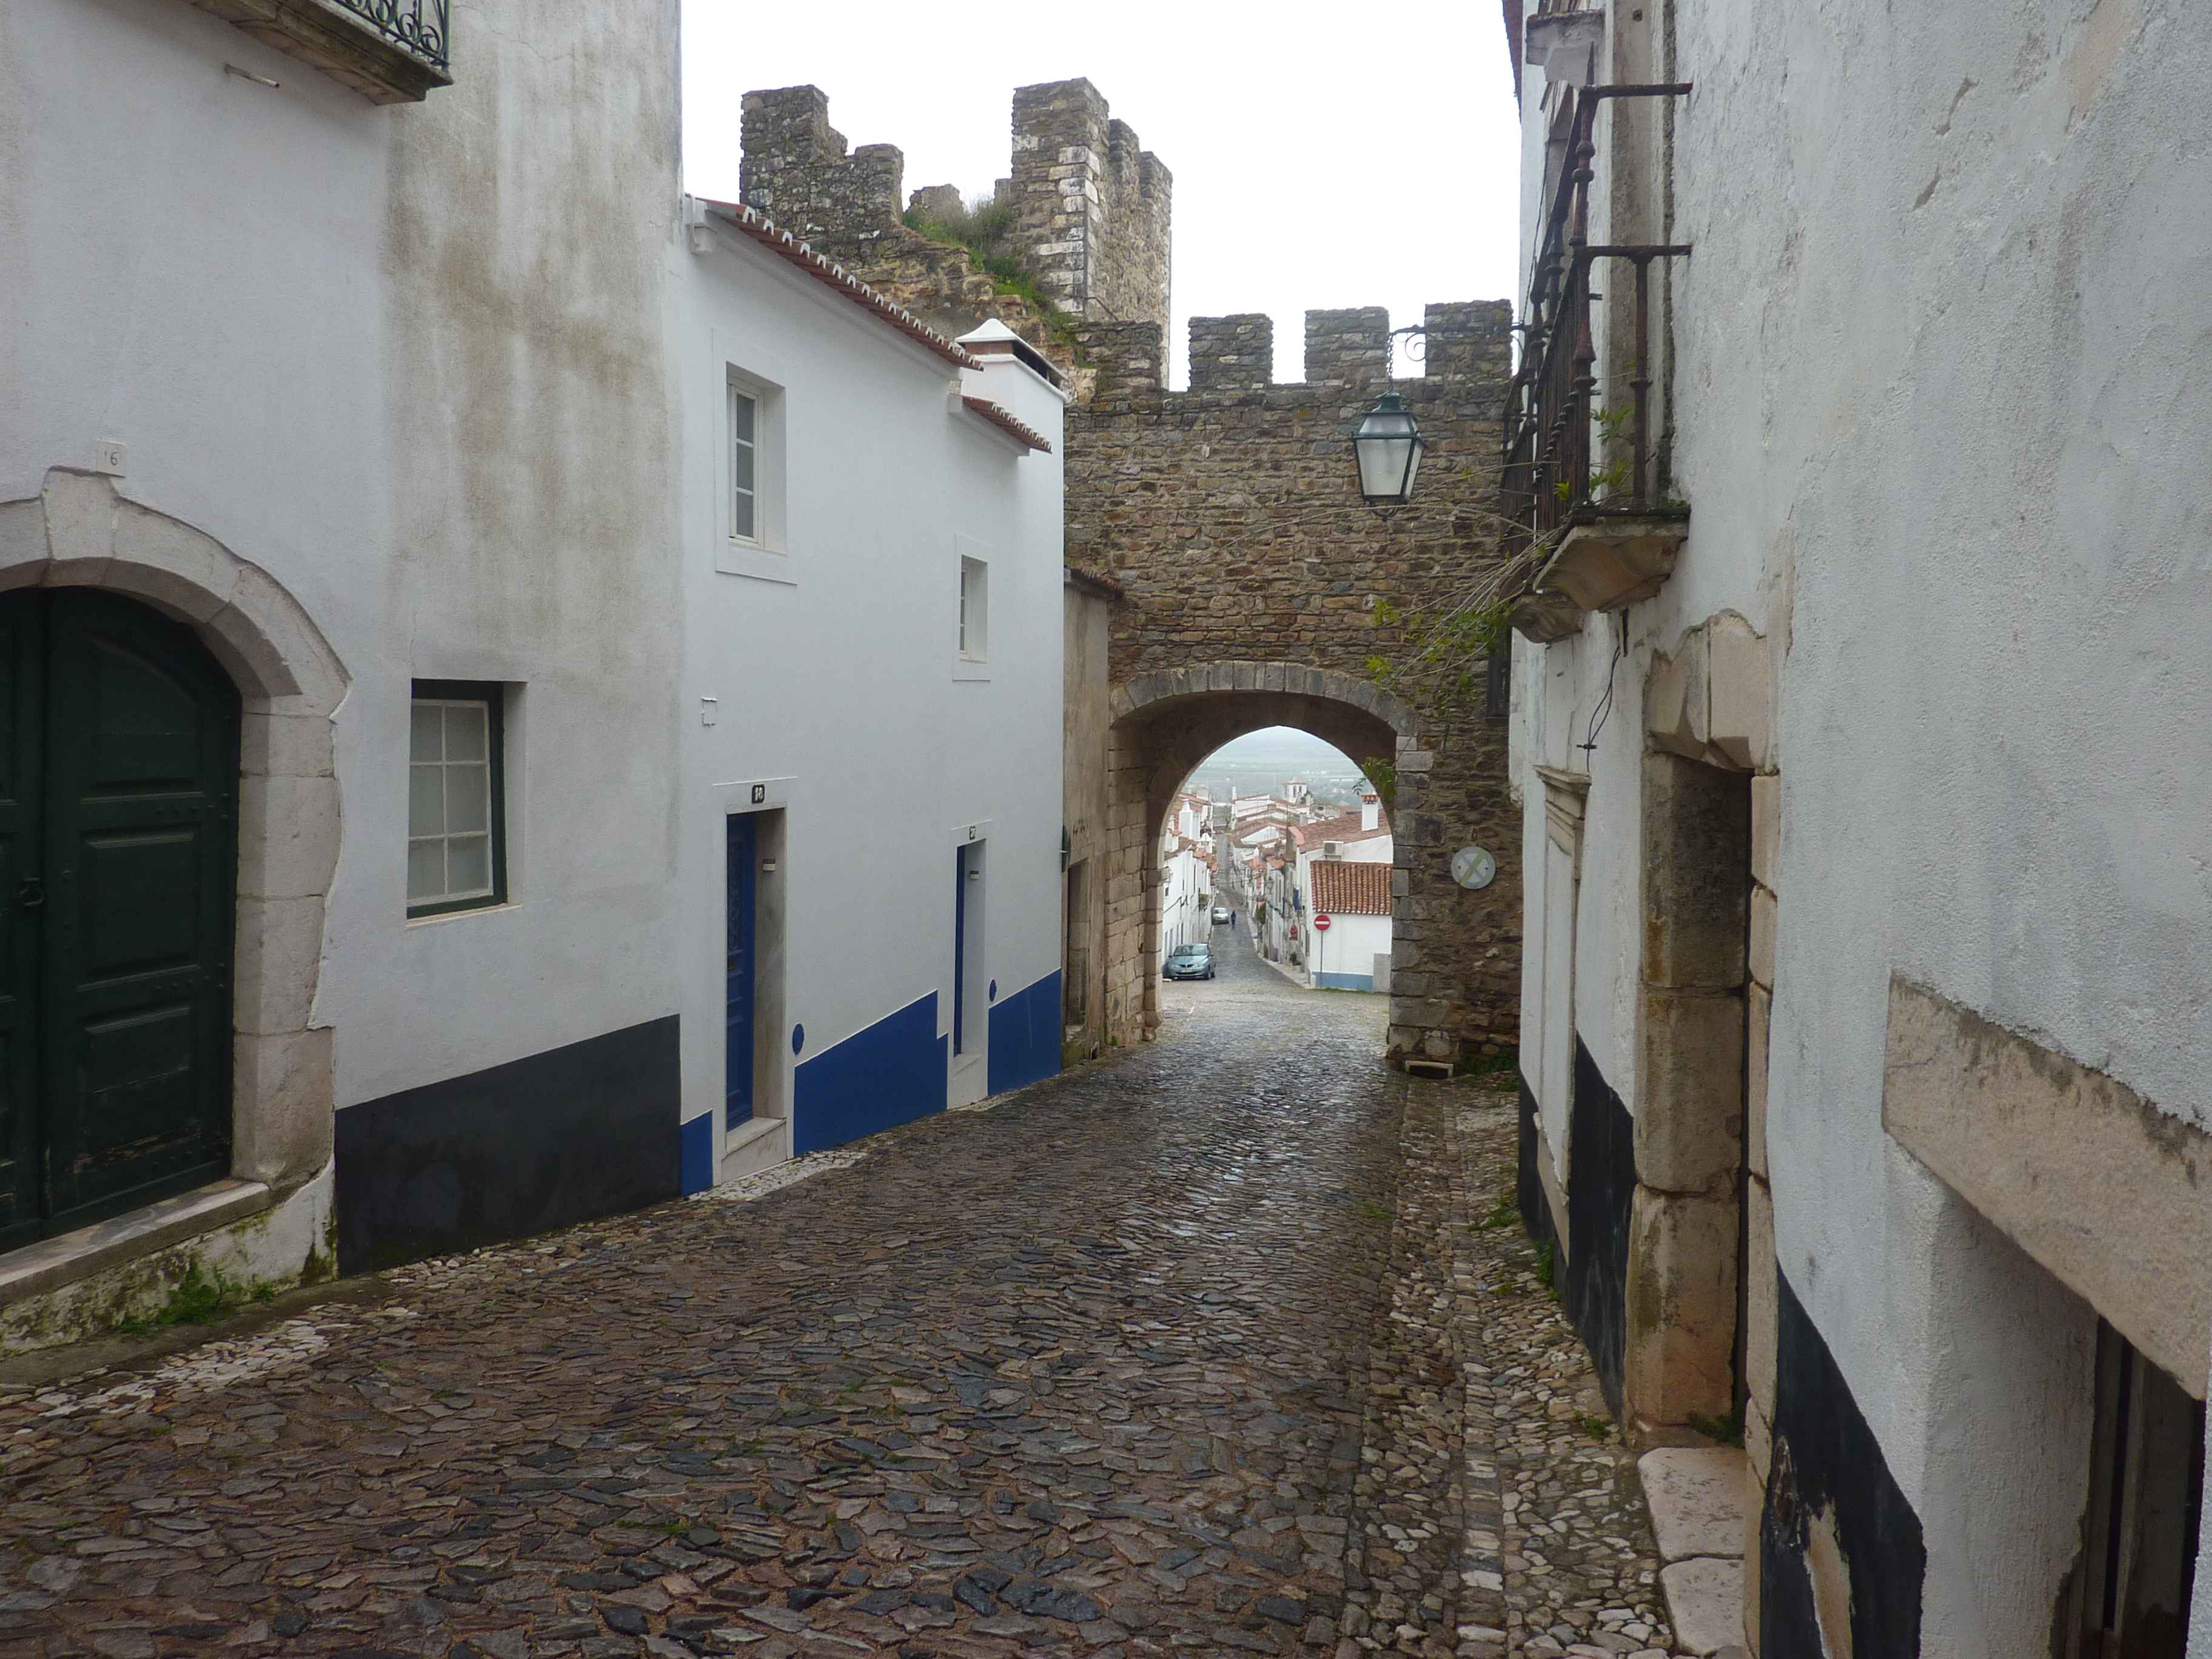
[1566,1037,1634,1416]
[1517,1071,1560,1263]
[1761,1268,1926,1656]
[793,991,946,1155]
[335,1015,682,1274]
[988,969,1062,1096]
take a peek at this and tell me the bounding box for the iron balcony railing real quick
[1502,82,1692,552]
[329,0,451,69]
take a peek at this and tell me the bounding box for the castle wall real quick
[1067,303,1522,1064]
[1006,80,1170,330]
[735,80,1168,359]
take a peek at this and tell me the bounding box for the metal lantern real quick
[1352,392,1424,506]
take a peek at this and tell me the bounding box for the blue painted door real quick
[725,814,756,1128]
[953,843,970,1055]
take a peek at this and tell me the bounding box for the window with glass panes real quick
[407,682,506,916]
[729,384,758,542]
[959,555,987,660]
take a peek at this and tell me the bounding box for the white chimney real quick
[1361,790,1381,833]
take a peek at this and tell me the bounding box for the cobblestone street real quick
[1,935,1686,1659]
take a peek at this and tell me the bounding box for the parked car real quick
[1164,943,1216,981]
[1212,905,1232,925]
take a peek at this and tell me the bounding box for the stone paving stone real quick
[0,940,1685,1658]
[1452,1095,1691,1659]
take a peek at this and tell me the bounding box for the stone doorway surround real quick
[1102,661,1433,1057]
[0,469,348,1325]
[1634,609,1778,1656]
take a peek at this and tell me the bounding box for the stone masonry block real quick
[236,774,341,901]
[1645,629,1709,761]
[241,712,335,780]
[42,469,116,584]
[1624,1185,1739,1430]
[1745,1175,1776,1415]
[1746,981,1771,1180]
[1642,753,1750,991]
[0,497,48,584]
[1750,773,1780,893]
[1640,1446,1749,1560]
[1749,884,1776,990]
[1744,1390,1772,1492]
[1706,612,1772,772]
[1635,987,1745,1195]
[233,896,327,1036]
[230,1026,335,1187]
[110,499,241,622]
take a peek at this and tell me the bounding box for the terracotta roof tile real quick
[697,198,982,370]
[1291,813,1389,851]
[959,394,1053,453]
[1311,860,1392,917]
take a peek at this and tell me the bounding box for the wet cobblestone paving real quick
[0,938,1686,1658]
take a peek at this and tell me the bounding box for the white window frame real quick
[728,382,760,547]
[954,538,990,681]
[717,355,791,585]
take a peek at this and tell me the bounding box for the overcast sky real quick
[682,2,1523,386]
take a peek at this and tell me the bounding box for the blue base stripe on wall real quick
[679,1111,716,1195]
[987,970,1062,1096]
[1312,971,1375,991]
[793,991,947,1155]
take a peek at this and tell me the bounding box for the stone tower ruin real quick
[736,79,1169,357]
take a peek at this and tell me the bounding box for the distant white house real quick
[1289,788,1392,990]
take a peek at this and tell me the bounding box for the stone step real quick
[1637,1444,1751,1656]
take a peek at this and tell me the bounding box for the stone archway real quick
[1102,660,1431,1054]
[0,470,350,1204]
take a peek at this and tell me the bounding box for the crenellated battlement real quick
[1077,300,1512,411]
[1002,79,1171,330]
[734,78,1170,367]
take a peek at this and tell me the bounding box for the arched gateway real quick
[1102,662,1422,1049]
[1062,301,1524,1073]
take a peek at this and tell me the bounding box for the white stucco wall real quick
[1512,0,2212,1645]
[2,0,685,1119]
[675,215,1065,1157]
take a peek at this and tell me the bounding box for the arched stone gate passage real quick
[1065,301,1523,1069]
[1105,664,1419,1045]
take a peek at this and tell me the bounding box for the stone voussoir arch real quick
[1110,659,1423,746]
[1102,658,1433,1051]
[0,468,350,1201]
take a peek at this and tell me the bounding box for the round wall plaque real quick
[1450,846,1498,890]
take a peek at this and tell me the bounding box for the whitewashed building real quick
[1501,1,2212,1652]
[1,0,687,1340]
[672,204,1066,1170]
[0,0,1065,1348]
[1289,789,1393,991]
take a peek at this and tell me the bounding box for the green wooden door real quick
[0,591,239,1250]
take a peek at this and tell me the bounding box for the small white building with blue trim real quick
[671,201,1067,1192]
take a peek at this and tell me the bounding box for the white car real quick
[1211,905,1232,925]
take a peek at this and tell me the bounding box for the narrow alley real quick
[1,961,1684,1659]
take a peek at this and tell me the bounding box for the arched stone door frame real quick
[1104,660,1427,1050]
[0,470,350,1205]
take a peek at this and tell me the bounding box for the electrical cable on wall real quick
[1578,612,1627,759]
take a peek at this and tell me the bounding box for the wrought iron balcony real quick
[328,0,450,68]
[192,0,452,102]
[1503,82,1692,628]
